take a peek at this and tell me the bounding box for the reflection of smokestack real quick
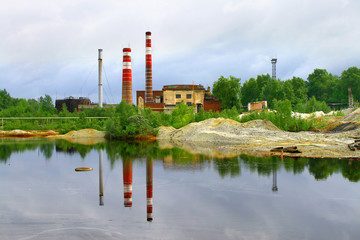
[145,32,153,103]
[123,160,133,207]
[146,158,153,222]
[99,149,104,206]
[272,168,278,192]
[122,48,133,104]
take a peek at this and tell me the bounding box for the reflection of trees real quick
[2,138,360,182]
[308,158,341,180]
[240,154,281,176]
[213,157,241,178]
[341,160,360,182]
[55,140,101,158]
[0,140,42,163]
[39,143,54,160]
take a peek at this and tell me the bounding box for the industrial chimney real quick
[98,49,103,107]
[123,159,133,207]
[122,48,133,104]
[146,158,153,222]
[271,58,277,79]
[145,32,153,103]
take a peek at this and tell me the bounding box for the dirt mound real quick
[48,129,105,139]
[0,130,58,137]
[341,108,360,121]
[331,122,360,132]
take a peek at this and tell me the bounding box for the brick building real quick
[137,85,221,113]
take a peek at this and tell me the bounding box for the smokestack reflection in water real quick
[146,158,153,222]
[123,159,133,207]
[99,149,104,206]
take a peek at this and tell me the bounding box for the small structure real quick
[247,101,267,111]
[55,97,91,112]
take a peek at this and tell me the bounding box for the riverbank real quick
[157,118,360,159]
[2,116,360,159]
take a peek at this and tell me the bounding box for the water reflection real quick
[123,158,133,207]
[2,138,360,239]
[1,139,360,183]
[99,149,104,206]
[146,158,153,222]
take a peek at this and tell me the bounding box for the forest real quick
[0,66,359,136]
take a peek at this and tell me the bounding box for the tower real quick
[271,58,277,79]
[98,49,103,107]
[122,48,133,104]
[145,32,153,103]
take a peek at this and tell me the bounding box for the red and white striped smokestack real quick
[145,32,153,103]
[123,160,133,207]
[146,158,153,222]
[122,48,133,104]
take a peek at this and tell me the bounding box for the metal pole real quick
[98,49,103,108]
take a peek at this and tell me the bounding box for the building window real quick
[186,94,192,99]
[187,102,192,106]
[176,94,181,98]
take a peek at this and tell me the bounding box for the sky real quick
[1,0,360,104]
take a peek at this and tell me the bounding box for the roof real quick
[162,84,205,91]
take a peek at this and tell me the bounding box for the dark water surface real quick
[1,139,360,240]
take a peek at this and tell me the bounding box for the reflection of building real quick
[146,158,153,222]
[123,160,133,207]
[137,85,222,113]
[247,101,267,111]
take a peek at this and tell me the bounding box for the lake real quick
[1,138,360,240]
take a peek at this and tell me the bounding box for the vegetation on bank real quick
[0,88,345,137]
[2,66,358,137]
[213,66,360,110]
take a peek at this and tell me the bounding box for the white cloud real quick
[0,0,359,102]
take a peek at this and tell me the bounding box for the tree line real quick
[212,66,360,111]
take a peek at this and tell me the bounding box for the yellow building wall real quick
[163,90,205,105]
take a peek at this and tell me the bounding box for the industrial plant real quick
[55,31,222,113]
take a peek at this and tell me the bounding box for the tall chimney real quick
[271,58,277,79]
[146,158,153,222]
[145,32,153,103]
[98,49,103,107]
[123,159,133,207]
[122,48,133,104]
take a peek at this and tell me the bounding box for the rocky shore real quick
[157,118,360,159]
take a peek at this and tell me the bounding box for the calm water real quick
[1,138,360,240]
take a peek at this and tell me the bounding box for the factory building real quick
[55,97,91,112]
[136,85,222,113]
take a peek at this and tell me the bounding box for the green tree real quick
[307,69,338,102]
[340,66,360,103]
[287,77,307,105]
[241,77,258,106]
[212,75,242,109]
[39,94,56,115]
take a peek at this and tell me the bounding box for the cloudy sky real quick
[1,0,359,104]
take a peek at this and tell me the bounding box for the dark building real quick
[55,97,91,113]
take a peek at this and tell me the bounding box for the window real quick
[176,94,181,98]
[186,94,192,99]
[186,102,192,106]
